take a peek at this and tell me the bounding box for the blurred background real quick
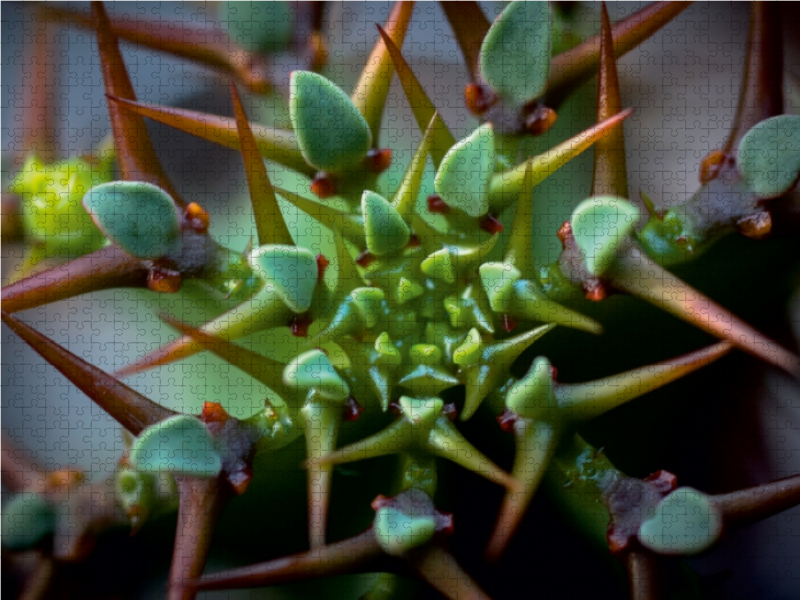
[3,2,800,598]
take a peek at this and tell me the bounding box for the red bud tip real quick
[184,202,210,233]
[310,173,336,199]
[464,83,497,116]
[557,220,573,247]
[699,150,731,184]
[388,399,403,417]
[737,212,772,239]
[497,408,519,434]
[342,396,364,421]
[548,365,558,381]
[371,494,393,511]
[290,314,314,337]
[406,234,421,249]
[356,250,377,268]
[442,403,458,421]
[316,254,330,283]
[500,314,518,333]
[367,148,392,174]
[643,469,678,493]
[200,401,230,425]
[525,106,558,136]
[479,213,504,235]
[583,280,610,302]
[434,511,455,538]
[426,194,450,215]
[227,466,253,495]
[147,264,182,293]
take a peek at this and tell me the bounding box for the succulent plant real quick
[3,2,800,599]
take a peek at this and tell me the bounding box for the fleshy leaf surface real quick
[221,1,294,54]
[362,190,411,256]
[130,415,222,478]
[434,124,495,217]
[570,196,640,276]
[250,245,318,313]
[480,1,552,106]
[83,181,180,259]
[638,487,724,555]
[738,115,800,199]
[283,349,351,401]
[289,71,372,173]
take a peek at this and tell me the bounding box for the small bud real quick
[147,264,183,293]
[184,202,210,233]
[366,148,392,174]
[427,194,450,215]
[699,150,730,184]
[310,173,337,199]
[479,213,504,235]
[526,106,558,136]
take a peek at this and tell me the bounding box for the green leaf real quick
[283,349,351,401]
[434,124,495,217]
[638,487,723,555]
[479,262,522,312]
[129,415,222,478]
[479,1,552,106]
[738,115,800,199]
[373,506,435,556]
[505,356,556,420]
[0,492,55,550]
[250,245,318,313]
[570,196,640,277]
[221,1,294,54]
[82,181,180,259]
[289,71,372,173]
[362,191,411,256]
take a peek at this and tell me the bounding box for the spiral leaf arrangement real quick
[3,2,800,599]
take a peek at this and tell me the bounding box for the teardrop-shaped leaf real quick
[250,245,317,313]
[289,71,372,173]
[0,492,55,550]
[479,262,522,312]
[737,115,800,199]
[570,196,640,277]
[130,415,223,478]
[434,124,495,217]
[638,487,723,555]
[83,182,180,259]
[362,191,411,256]
[221,1,294,54]
[283,349,350,401]
[480,1,552,106]
[373,507,435,556]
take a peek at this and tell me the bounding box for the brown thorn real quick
[167,476,230,600]
[92,1,186,207]
[547,2,693,108]
[591,2,629,199]
[625,548,663,600]
[724,3,784,153]
[1,311,175,435]
[22,6,58,163]
[189,530,382,592]
[1,245,149,315]
[439,1,490,83]
[714,472,800,530]
[229,81,293,247]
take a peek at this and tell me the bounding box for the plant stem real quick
[1,311,174,435]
